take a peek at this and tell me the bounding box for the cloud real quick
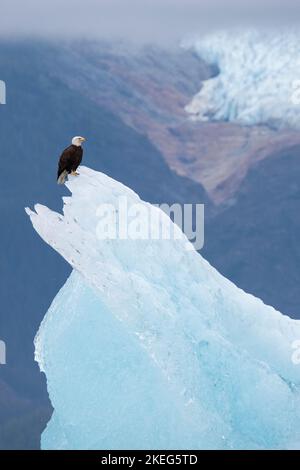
[1,0,300,44]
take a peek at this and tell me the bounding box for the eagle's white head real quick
[72,136,86,147]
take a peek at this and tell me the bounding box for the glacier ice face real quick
[26,167,300,449]
[184,29,300,129]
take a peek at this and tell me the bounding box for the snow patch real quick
[184,29,300,129]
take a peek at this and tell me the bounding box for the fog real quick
[1,0,300,45]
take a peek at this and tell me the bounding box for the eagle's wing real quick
[57,145,76,179]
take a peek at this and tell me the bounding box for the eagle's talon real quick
[71,171,80,176]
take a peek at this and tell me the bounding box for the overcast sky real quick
[1,0,300,45]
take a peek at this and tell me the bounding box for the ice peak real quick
[26,166,300,449]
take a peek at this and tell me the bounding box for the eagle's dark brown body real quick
[57,144,83,182]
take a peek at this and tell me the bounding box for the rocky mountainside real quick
[53,40,300,204]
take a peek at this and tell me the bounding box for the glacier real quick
[184,29,300,129]
[26,167,300,450]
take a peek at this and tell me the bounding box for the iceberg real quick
[26,167,300,449]
[184,29,300,129]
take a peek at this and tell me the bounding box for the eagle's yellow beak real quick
[80,137,86,142]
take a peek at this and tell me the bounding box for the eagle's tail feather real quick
[57,170,68,185]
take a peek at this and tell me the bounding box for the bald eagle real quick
[57,136,86,184]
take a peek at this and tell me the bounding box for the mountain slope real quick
[204,144,300,318]
[55,40,300,204]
